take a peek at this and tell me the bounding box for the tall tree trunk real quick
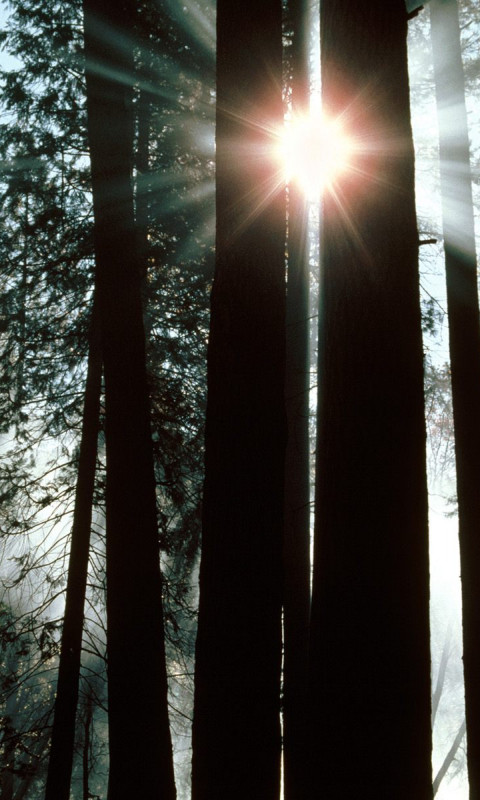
[191,3,286,798]
[283,2,311,799]
[309,2,432,797]
[430,3,480,798]
[82,2,176,798]
[82,686,93,800]
[44,300,101,800]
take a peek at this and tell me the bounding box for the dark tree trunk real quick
[44,301,101,800]
[283,2,311,799]
[191,3,286,798]
[309,2,432,797]
[82,687,93,800]
[2,652,18,800]
[430,3,480,798]
[82,2,176,798]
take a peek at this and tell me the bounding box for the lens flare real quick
[277,112,353,199]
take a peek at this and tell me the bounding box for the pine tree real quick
[44,301,101,800]
[82,0,176,795]
[0,2,214,791]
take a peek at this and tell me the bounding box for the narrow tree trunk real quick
[191,3,286,798]
[430,4,480,798]
[82,2,176,798]
[44,300,101,800]
[82,687,93,800]
[283,2,311,799]
[309,2,432,797]
[433,718,466,796]
[2,651,18,800]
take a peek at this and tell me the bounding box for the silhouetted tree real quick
[44,301,101,800]
[191,2,286,798]
[0,2,213,791]
[82,0,176,796]
[309,1,432,796]
[0,0,98,635]
[430,1,480,797]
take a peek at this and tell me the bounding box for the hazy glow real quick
[277,113,353,199]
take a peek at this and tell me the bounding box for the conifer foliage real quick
[1,0,212,796]
[82,1,176,795]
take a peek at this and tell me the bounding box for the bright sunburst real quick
[277,112,353,200]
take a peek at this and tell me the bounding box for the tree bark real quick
[44,300,101,800]
[309,1,432,796]
[283,2,311,799]
[191,3,286,798]
[430,3,480,798]
[82,2,176,798]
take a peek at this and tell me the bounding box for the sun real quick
[277,112,353,199]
